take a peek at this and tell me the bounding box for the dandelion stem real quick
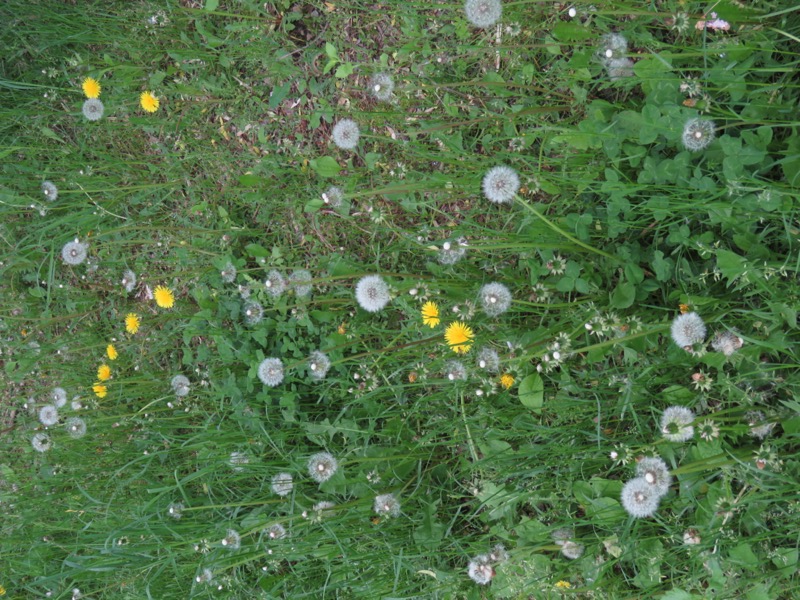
[460,393,479,463]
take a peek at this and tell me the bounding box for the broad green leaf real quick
[518,373,544,412]
[309,156,341,178]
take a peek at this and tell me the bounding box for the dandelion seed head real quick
[268,523,287,539]
[61,240,88,265]
[220,262,237,283]
[476,347,500,372]
[444,360,468,381]
[308,350,331,380]
[308,452,338,483]
[606,57,634,80]
[467,554,494,585]
[482,165,520,204]
[561,540,585,559]
[621,477,661,518]
[369,73,394,102]
[322,186,343,208]
[670,312,706,349]
[682,118,716,151]
[51,387,67,407]
[167,502,183,519]
[121,269,137,293]
[243,300,264,326]
[660,405,695,442]
[374,493,401,517]
[171,375,190,397]
[264,270,286,297]
[331,118,360,150]
[258,358,284,387]
[32,432,52,452]
[41,181,58,202]
[636,457,672,496]
[222,529,240,550]
[65,417,87,438]
[82,99,104,121]
[479,282,512,316]
[39,405,59,426]
[288,269,313,298]
[355,275,391,313]
[271,472,293,496]
[711,331,743,356]
[464,0,502,29]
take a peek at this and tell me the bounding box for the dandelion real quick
[65,417,87,439]
[82,98,104,121]
[39,405,59,426]
[444,360,467,381]
[308,350,331,381]
[92,383,107,398]
[264,269,287,297]
[600,33,628,60]
[331,118,360,150]
[229,451,250,471]
[488,544,509,563]
[243,301,264,326]
[61,240,88,265]
[660,406,695,442]
[121,269,137,293]
[445,321,474,354]
[499,373,514,389]
[195,568,214,584]
[140,91,159,113]
[670,312,706,350]
[746,411,775,440]
[697,419,720,441]
[171,375,190,397]
[106,344,118,361]
[257,358,284,387]
[621,477,661,518]
[268,523,287,539]
[374,493,401,518]
[467,554,494,585]
[167,502,184,519]
[482,165,520,204]
[682,118,716,152]
[476,347,500,371]
[32,432,52,453]
[321,186,343,208]
[561,540,585,559]
[636,457,672,497]
[711,331,743,356]
[438,240,467,265]
[478,282,512,316]
[288,269,313,298]
[97,364,111,381]
[683,528,701,545]
[82,77,101,99]
[125,313,141,334]
[421,301,440,328]
[41,181,58,202]
[355,275,391,313]
[221,529,241,550]
[51,387,68,408]
[154,285,175,308]
[271,472,293,497]
[220,262,237,283]
[369,72,394,102]
[308,452,338,483]
[606,57,634,81]
[464,0,502,29]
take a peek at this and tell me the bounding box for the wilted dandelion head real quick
[621,477,661,518]
[561,540,585,559]
[464,0,502,29]
[711,330,743,356]
[264,269,286,297]
[476,347,500,372]
[121,269,137,293]
[467,554,493,585]
[355,275,391,313]
[221,528,241,550]
[369,72,395,102]
[288,269,313,298]
[331,118,360,150]
[82,98,104,121]
[229,451,250,471]
[308,452,338,483]
[445,321,474,354]
[167,502,184,519]
[660,405,695,442]
[746,410,775,440]
[636,456,672,496]
[65,417,87,439]
[682,118,716,152]
[606,57,634,80]
[41,181,58,202]
[313,501,336,516]
[322,186,344,208]
[243,300,264,326]
[257,358,284,387]
[32,432,52,452]
[374,493,401,518]
[220,262,237,283]
[51,387,68,408]
[308,350,331,381]
[268,523,287,540]
[171,374,190,397]
[39,405,59,426]
[482,165,520,204]
[670,312,706,350]
[444,360,468,381]
[61,240,88,265]
[195,568,214,584]
[271,472,294,497]
[479,282,512,316]
[488,544,509,564]
[683,528,701,545]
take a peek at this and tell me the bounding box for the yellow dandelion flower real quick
[97,364,112,381]
[125,313,141,334]
[154,285,175,308]
[92,383,108,398]
[421,301,440,328]
[0,583,5,595]
[555,580,571,590]
[140,91,159,113]
[82,77,101,99]
[444,321,474,354]
[500,373,515,389]
[106,344,118,360]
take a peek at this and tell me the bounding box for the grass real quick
[1,0,798,598]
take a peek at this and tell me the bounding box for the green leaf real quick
[728,543,759,571]
[518,374,544,412]
[204,0,219,11]
[334,62,354,79]
[610,280,635,309]
[552,22,593,42]
[309,156,341,178]
[238,174,261,187]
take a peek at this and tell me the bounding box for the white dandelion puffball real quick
[122,269,137,292]
[171,374,190,397]
[355,275,391,313]
[322,186,344,208]
[268,523,287,539]
[711,331,743,356]
[369,73,395,102]
[464,0,502,29]
[264,269,286,297]
[242,300,264,326]
[373,493,401,517]
[32,432,52,452]
[467,554,493,585]
[307,452,338,483]
[51,387,68,408]
[82,98,104,121]
[478,282,512,316]
[331,118,360,150]
[682,118,716,152]
[621,477,661,518]
[670,312,706,349]
[444,360,468,381]
[476,347,500,372]
[61,240,88,265]
[39,404,59,426]
[65,417,87,439]
[41,181,58,202]
[271,472,294,497]
[288,269,313,298]
[307,350,331,381]
[635,457,672,497]
[258,358,284,387]
[660,405,695,442]
[221,529,241,550]
[482,165,520,204]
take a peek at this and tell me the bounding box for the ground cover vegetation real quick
[0,0,798,598]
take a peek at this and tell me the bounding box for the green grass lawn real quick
[1,0,798,598]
